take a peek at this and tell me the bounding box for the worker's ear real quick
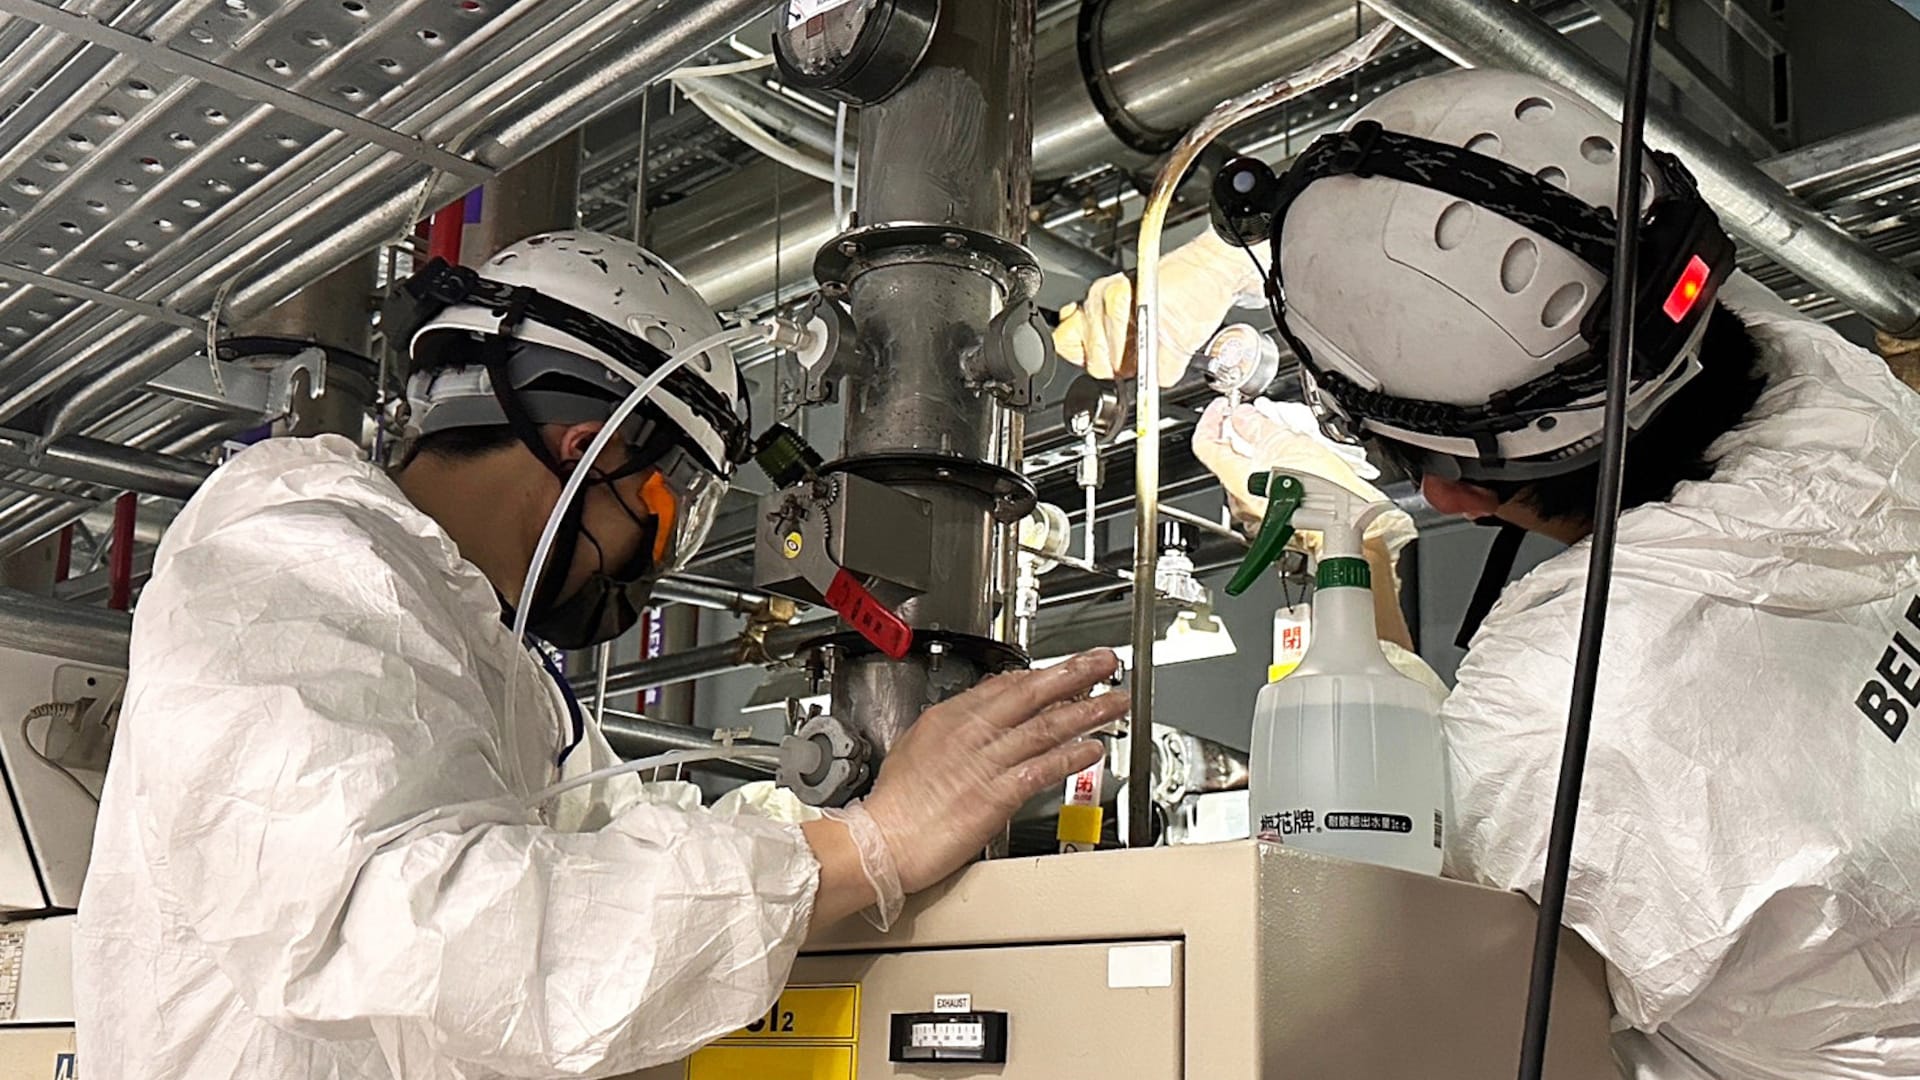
[549,421,620,471]
[1421,474,1503,520]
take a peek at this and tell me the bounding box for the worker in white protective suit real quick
[1057,68,1920,1079]
[75,230,1127,1080]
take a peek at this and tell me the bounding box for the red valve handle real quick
[825,568,914,660]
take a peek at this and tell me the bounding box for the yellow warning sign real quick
[726,985,858,1042]
[688,984,861,1080]
[783,531,804,559]
[687,1045,854,1080]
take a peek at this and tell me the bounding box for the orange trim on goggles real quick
[638,470,679,565]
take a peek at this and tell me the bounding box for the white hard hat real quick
[408,230,747,475]
[1276,68,1725,480]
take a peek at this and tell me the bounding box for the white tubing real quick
[510,325,763,644]
[666,55,776,80]
[683,91,848,186]
[833,102,849,228]
[525,745,782,808]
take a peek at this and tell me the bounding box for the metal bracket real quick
[791,292,863,406]
[145,346,326,421]
[964,297,1054,408]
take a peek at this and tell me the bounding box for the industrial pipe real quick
[0,430,212,501]
[650,0,1366,310]
[1357,0,1920,336]
[0,586,131,668]
[597,715,777,780]
[1761,110,1920,202]
[427,200,467,267]
[107,493,135,612]
[651,577,776,614]
[585,619,832,699]
[823,0,1037,756]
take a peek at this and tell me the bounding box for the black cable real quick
[1515,2,1661,1078]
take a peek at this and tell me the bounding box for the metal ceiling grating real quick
[0,0,770,444]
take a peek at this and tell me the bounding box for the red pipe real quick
[108,493,135,611]
[427,199,466,265]
[54,525,72,584]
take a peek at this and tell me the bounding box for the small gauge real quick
[773,0,939,105]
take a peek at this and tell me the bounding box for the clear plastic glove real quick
[1053,232,1266,388]
[824,649,1128,926]
[1192,397,1418,558]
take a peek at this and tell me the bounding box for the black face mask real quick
[524,467,662,651]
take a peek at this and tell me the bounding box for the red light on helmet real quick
[1663,255,1712,323]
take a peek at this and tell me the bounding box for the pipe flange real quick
[824,453,1039,522]
[814,223,1043,302]
[805,628,1030,673]
[778,712,872,807]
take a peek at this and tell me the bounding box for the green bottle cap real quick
[1225,472,1304,597]
[1316,556,1370,591]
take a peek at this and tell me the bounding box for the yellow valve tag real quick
[688,984,860,1080]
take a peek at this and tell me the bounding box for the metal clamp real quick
[778,707,873,807]
[964,297,1055,408]
[789,292,864,406]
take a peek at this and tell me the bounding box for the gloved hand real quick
[1054,231,1267,388]
[1192,397,1417,558]
[824,649,1128,927]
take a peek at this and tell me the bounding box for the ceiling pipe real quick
[0,429,211,501]
[0,585,131,667]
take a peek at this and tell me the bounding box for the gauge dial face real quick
[781,0,877,75]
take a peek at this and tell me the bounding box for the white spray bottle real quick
[1224,470,1446,875]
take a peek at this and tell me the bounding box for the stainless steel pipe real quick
[653,0,1363,310]
[0,430,212,501]
[1359,0,1920,336]
[825,0,1036,756]
[0,586,131,667]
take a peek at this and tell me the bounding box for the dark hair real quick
[407,424,520,463]
[1498,302,1766,525]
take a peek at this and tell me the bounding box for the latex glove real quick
[1192,397,1417,558]
[1054,231,1266,388]
[1381,640,1450,703]
[824,649,1128,927]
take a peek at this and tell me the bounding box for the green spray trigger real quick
[1225,471,1305,596]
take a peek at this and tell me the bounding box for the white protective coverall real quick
[73,435,819,1079]
[1445,276,1920,1079]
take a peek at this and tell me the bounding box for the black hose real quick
[1514,2,1662,1077]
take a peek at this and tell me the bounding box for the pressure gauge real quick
[773,0,940,105]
